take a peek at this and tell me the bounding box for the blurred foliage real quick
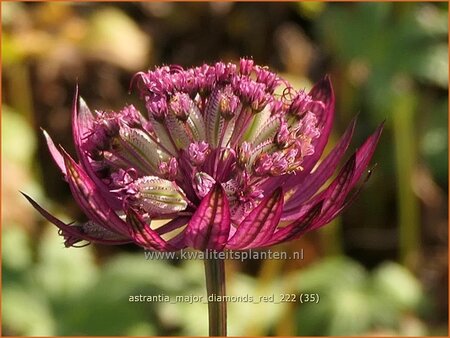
[2,224,429,336]
[291,257,426,335]
[2,1,448,336]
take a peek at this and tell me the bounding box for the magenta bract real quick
[24,59,383,251]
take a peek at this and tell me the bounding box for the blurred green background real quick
[2,2,448,336]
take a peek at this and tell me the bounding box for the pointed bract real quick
[42,129,67,176]
[301,76,335,174]
[184,184,231,250]
[265,201,323,247]
[62,149,129,236]
[126,209,178,251]
[282,118,357,220]
[227,188,284,249]
[21,192,131,246]
[154,216,190,236]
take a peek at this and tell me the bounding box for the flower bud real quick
[269,152,288,176]
[239,58,254,76]
[276,119,290,148]
[253,153,273,176]
[169,92,192,121]
[158,157,178,180]
[146,97,168,120]
[193,172,216,198]
[131,176,188,214]
[188,141,210,166]
[288,90,312,116]
[219,87,240,120]
[255,66,280,93]
[237,142,252,168]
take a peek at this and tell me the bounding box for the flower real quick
[24,58,383,251]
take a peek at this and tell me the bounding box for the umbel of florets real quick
[24,58,383,251]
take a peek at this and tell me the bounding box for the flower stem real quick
[392,88,420,269]
[204,257,227,336]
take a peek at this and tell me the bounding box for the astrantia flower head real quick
[24,58,383,251]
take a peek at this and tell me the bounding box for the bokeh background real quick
[2,2,448,336]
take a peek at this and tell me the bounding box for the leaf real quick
[34,226,98,300]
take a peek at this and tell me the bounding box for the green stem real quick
[392,88,420,269]
[204,257,227,336]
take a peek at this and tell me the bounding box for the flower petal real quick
[126,208,177,251]
[71,89,122,210]
[310,154,357,224]
[318,167,374,226]
[277,124,382,238]
[204,88,224,147]
[259,77,335,196]
[283,121,383,224]
[250,115,280,147]
[184,184,231,250]
[242,106,271,143]
[299,153,358,223]
[301,76,335,173]
[186,104,207,141]
[148,115,178,155]
[165,110,192,149]
[118,124,169,175]
[155,216,190,235]
[132,176,188,214]
[262,201,323,247]
[309,122,384,227]
[21,192,131,247]
[72,87,95,159]
[226,188,284,249]
[281,119,356,220]
[349,122,384,186]
[62,149,129,236]
[42,129,67,176]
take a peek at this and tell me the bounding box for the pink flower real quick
[24,58,383,251]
